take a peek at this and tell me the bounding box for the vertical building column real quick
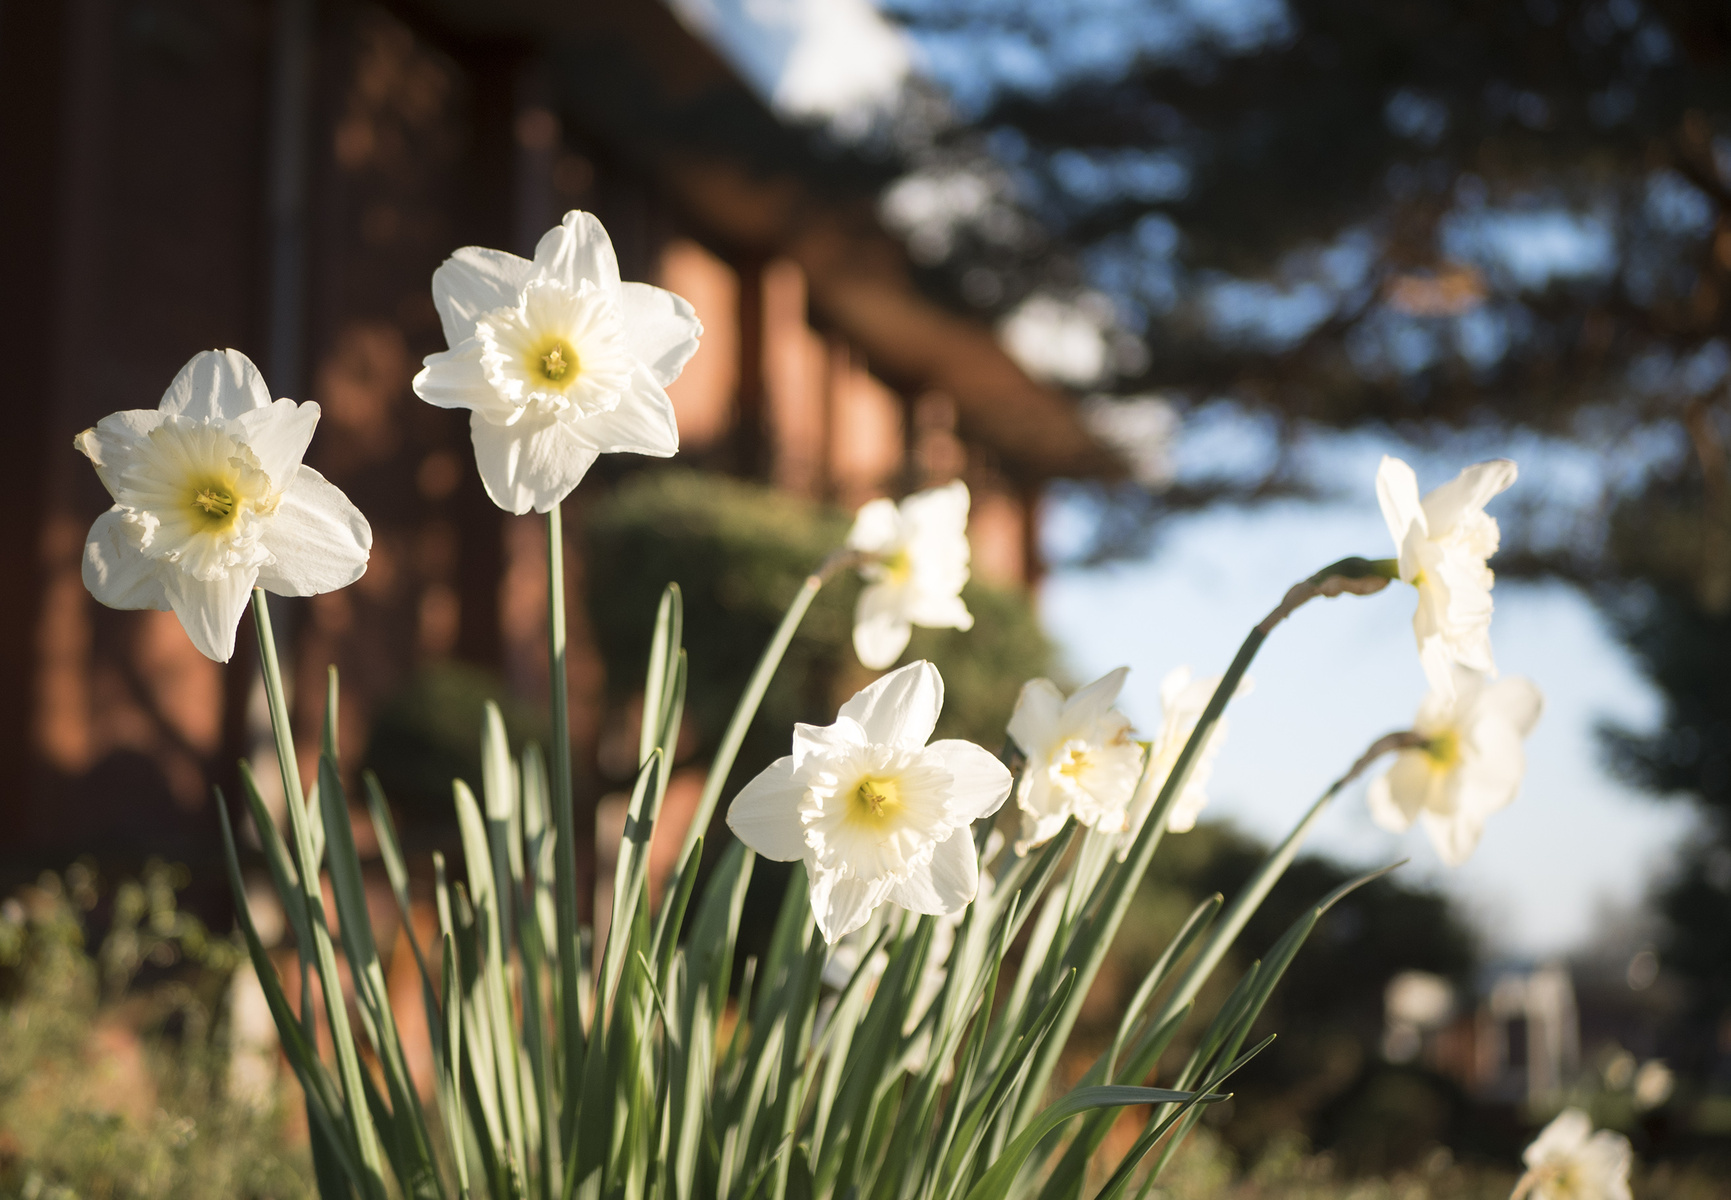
[733,255,767,479]
[0,2,74,841]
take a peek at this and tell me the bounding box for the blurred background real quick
[1,0,1729,1193]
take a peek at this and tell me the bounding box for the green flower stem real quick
[250,589,390,1197]
[1008,556,1394,1132]
[669,548,858,884]
[1151,727,1425,1025]
[546,503,586,1154]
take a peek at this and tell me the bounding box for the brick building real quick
[0,0,1118,894]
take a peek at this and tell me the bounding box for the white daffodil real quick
[1377,455,1517,698]
[1368,667,1542,867]
[846,481,974,670]
[726,661,1011,943]
[1512,1108,1632,1200]
[75,349,372,663]
[412,210,701,514]
[1120,667,1236,851]
[1007,667,1145,853]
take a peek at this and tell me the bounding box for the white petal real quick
[1524,1109,1594,1167]
[838,660,943,749]
[1580,1131,1634,1199]
[75,409,166,499]
[161,562,258,662]
[619,281,703,387]
[810,871,894,944]
[725,756,808,861]
[414,341,508,416]
[431,246,534,346]
[1476,675,1543,739]
[1007,678,1065,758]
[889,829,978,915]
[1376,455,1426,578]
[159,349,273,420]
[1367,753,1429,832]
[902,588,975,632]
[852,585,912,670]
[256,467,372,596]
[847,498,902,554]
[927,739,1012,821]
[82,510,170,610]
[1418,635,1460,703]
[1421,807,1485,867]
[565,362,679,456]
[1063,666,1130,728]
[901,480,970,533]
[234,399,320,492]
[1421,458,1517,536]
[530,211,622,298]
[791,718,866,771]
[469,411,600,515]
[1015,801,1070,856]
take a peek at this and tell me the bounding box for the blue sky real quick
[1039,454,1697,958]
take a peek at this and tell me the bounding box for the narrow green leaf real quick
[959,1086,1224,1200]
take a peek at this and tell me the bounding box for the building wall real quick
[0,0,1044,889]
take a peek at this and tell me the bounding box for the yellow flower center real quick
[884,548,913,584]
[850,776,903,829]
[532,338,579,385]
[1424,729,1461,771]
[1058,745,1090,781]
[187,480,242,532]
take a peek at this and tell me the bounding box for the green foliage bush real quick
[363,663,552,823]
[0,864,310,1198]
[583,468,1054,794]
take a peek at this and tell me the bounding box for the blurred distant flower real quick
[726,661,1010,943]
[1007,667,1143,853]
[1119,666,1238,854]
[847,482,974,670]
[75,349,371,663]
[1368,667,1542,866]
[1511,1108,1632,1200]
[1377,455,1517,698]
[1632,1060,1674,1110]
[413,210,701,514]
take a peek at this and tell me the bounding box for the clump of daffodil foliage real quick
[72,210,1554,1200]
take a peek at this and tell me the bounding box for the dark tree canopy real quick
[877,0,1731,445]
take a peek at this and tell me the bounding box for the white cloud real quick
[999,291,1115,387]
[668,0,912,133]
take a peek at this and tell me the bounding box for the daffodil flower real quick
[412,210,702,514]
[846,481,974,670]
[1511,1108,1632,1200]
[1007,667,1144,853]
[1114,666,1238,855]
[1368,667,1542,867]
[726,660,1011,943]
[1377,455,1517,698]
[75,349,372,663]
